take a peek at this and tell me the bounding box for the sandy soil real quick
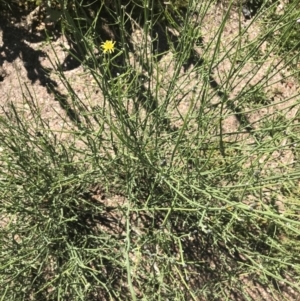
[0,3,299,300]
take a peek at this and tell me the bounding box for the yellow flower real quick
[101,40,115,54]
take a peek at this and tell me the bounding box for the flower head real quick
[101,40,115,54]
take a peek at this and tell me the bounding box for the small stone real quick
[0,67,7,81]
[242,6,251,19]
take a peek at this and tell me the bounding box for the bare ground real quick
[0,2,299,301]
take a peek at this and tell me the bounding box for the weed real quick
[0,0,300,300]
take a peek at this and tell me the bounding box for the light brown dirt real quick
[0,3,299,301]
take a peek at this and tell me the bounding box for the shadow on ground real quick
[0,10,83,126]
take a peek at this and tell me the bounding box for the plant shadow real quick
[0,12,83,127]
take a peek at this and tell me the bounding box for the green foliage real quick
[265,0,300,70]
[0,0,300,300]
